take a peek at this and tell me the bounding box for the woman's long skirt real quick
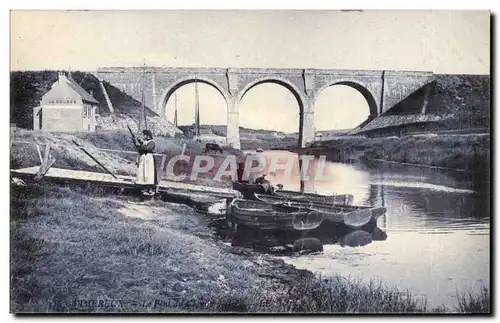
[136,153,158,189]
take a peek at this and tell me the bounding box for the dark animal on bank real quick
[204,143,223,154]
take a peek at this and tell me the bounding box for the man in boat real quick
[255,174,276,194]
[134,129,158,197]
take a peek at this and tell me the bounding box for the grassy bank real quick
[10,183,301,313]
[456,287,490,313]
[10,129,244,187]
[298,134,490,173]
[241,137,298,151]
[290,134,490,195]
[10,182,490,313]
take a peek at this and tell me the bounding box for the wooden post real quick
[45,157,57,173]
[37,142,51,176]
[35,143,44,165]
[43,142,51,166]
[35,143,57,180]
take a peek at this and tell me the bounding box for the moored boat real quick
[232,181,266,192]
[232,181,271,199]
[227,198,323,231]
[255,191,354,207]
[254,193,386,229]
[274,189,354,205]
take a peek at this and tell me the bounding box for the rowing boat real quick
[310,203,386,228]
[254,193,386,229]
[255,192,355,208]
[227,198,323,231]
[274,189,354,205]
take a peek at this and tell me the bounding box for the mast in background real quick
[141,59,148,131]
[174,92,178,127]
[194,78,200,137]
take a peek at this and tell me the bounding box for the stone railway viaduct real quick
[96,67,435,149]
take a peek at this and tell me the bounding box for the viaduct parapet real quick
[96,67,435,148]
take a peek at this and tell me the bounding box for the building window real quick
[83,105,92,119]
[50,98,75,105]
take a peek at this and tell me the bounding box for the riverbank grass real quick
[456,287,490,313]
[304,134,490,172]
[10,182,297,313]
[10,129,244,188]
[240,276,426,313]
[10,182,490,313]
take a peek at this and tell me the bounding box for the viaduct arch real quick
[97,67,435,149]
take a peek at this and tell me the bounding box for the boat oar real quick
[72,139,118,179]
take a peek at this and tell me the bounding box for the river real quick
[242,150,490,309]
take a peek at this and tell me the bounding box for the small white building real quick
[272,131,285,139]
[242,133,258,140]
[194,128,227,145]
[33,72,100,132]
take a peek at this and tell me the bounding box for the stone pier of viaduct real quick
[96,67,435,149]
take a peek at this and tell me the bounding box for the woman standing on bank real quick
[135,129,158,197]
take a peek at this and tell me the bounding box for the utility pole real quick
[174,92,178,127]
[194,78,200,137]
[142,59,148,131]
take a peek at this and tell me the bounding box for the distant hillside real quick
[316,129,351,137]
[427,74,490,129]
[176,124,300,149]
[176,124,294,137]
[208,125,292,137]
[11,71,59,129]
[354,74,490,135]
[238,126,290,135]
[10,70,159,129]
[177,125,226,137]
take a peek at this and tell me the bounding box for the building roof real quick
[63,73,99,104]
[349,114,450,135]
[43,72,99,105]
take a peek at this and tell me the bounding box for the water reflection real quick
[249,150,372,202]
[210,219,388,256]
[254,150,490,226]
[247,151,489,308]
[237,150,489,305]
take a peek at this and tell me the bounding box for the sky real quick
[10,10,490,131]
